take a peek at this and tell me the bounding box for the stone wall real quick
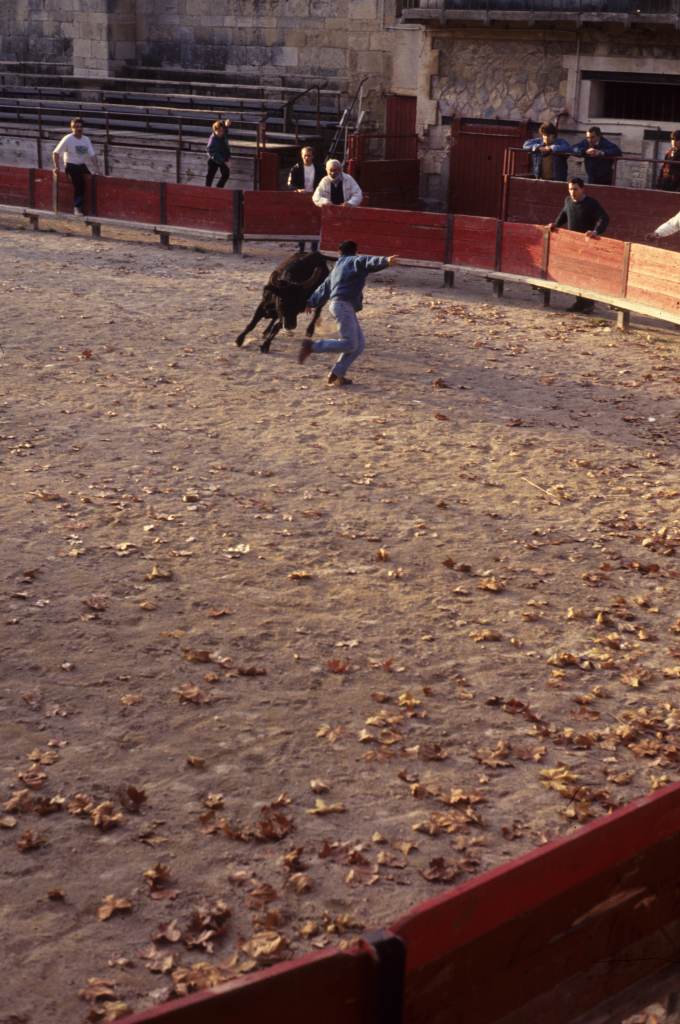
[0,1,74,66]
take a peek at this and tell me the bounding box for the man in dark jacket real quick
[571,126,621,186]
[522,122,571,181]
[287,145,324,252]
[550,177,609,313]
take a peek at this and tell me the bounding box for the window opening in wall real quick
[587,74,680,122]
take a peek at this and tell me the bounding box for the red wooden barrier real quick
[257,150,280,191]
[243,190,321,237]
[0,165,30,205]
[626,242,680,315]
[499,221,546,278]
[393,782,680,1024]
[547,229,627,297]
[451,215,497,269]
[165,183,234,231]
[353,159,420,210]
[123,944,378,1024]
[320,205,448,262]
[94,175,161,223]
[505,175,680,248]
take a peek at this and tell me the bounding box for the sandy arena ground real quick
[1,215,679,1024]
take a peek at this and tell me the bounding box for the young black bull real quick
[235,251,329,353]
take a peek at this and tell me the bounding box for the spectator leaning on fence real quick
[571,126,621,186]
[646,210,680,240]
[288,145,325,252]
[550,176,609,314]
[522,123,571,181]
[206,119,232,188]
[656,130,680,192]
[52,117,101,215]
[312,159,363,208]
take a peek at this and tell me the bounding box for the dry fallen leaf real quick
[306,798,346,816]
[97,895,133,921]
[17,829,48,851]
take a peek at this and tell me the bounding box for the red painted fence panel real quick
[451,215,497,269]
[0,165,30,205]
[122,945,378,1024]
[94,175,161,223]
[547,230,626,297]
[394,782,680,1024]
[354,159,420,210]
[165,183,234,231]
[505,175,680,248]
[626,242,680,315]
[243,190,321,236]
[321,205,448,262]
[499,221,545,277]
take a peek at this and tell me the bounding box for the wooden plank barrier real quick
[354,159,420,210]
[320,204,448,263]
[626,242,680,316]
[243,190,321,240]
[547,229,627,297]
[95,174,161,224]
[451,214,497,269]
[2,164,680,327]
[165,182,235,232]
[32,168,60,211]
[0,165,30,205]
[123,944,380,1024]
[393,782,680,1024]
[505,175,680,249]
[499,221,546,278]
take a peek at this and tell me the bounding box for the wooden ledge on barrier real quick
[244,234,319,243]
[442,264,680,330]
[151,224,235,248]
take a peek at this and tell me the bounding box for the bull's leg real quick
[235,302,267,347]
[260,320,283,354]
[305,305,323,338]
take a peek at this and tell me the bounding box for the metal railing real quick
[504,145,680,190]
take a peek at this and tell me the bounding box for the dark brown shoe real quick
[327,372,353,386]
[298,339,313,364]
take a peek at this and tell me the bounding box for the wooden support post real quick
[158,232,170,247]
[232,189,243,255]
[493,279,504,298]
[28,214,39,231]
[616,309,630,331]
[443,270,454,288]
[542,288,551,307]
[90,222,101,239]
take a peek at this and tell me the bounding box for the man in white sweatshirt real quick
[52,117,101,215]
[312,159,363,208]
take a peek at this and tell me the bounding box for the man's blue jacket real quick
[522,136,571,181]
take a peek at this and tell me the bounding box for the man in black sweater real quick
[551,177,609,313]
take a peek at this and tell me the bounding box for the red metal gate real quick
[449,118,529,217]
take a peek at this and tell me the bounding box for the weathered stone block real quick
[271,46,298,67]
[356,49,387,74]
[348,0,378,19]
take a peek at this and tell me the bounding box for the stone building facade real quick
[1,1,680,207]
